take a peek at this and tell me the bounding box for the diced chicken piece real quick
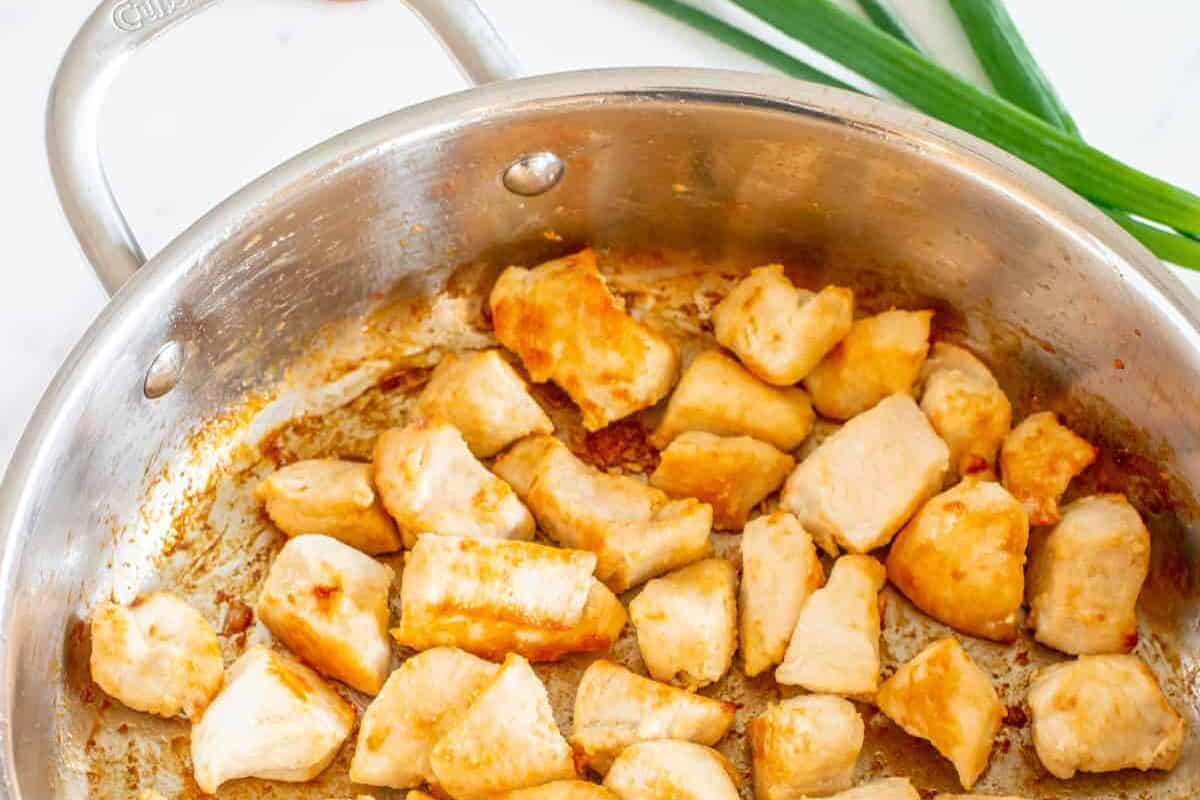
[804,309,933,420]
[628,559,737,690]
[1000,411,1097,526]
[831,780,920,800]
[775,555,885,695]
[255,459,402,555]
[493,782,621,799]
[256,534,394,694]
[571,660,735,774]
[490,249,678,430]
[393,535,625,662]
[495,435,713,593]
[650,432,794,530]
[711,265,854,385]
[650,350,815,451]
[739,512,825,676]
[373,419,534,546]
[412,349,554,457]
[430,654,576,799]
[89,592,222,719]
[782,393,949,554]
[1028,494,1150,655]
[886,480,1029,642]
[919,343,1012,477]
[749,694,864,799]
[406,793,435,800]
[1027,654,1186,780]
[876,638,1003,790]
[350,647,498,788]
[191,646,355,794]
[602,741,740,800]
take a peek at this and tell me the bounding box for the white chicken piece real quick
[89,592,223,719]
[190,646,355,794]
[489,248,678,431]
[373,419,534,546]
[494,435,713,593]
[876,638,1003,790]
[628,558,738,690]
[430,654,576,799]
[749,694,865,799]
[831,780,920,800]
[412,349,554,457]
[739,512,825,677]
[392,535,626,662]
[650,349,815,452]
[571,659,736,774]
[711,265,854,385]
[602,740,740,800]
[255,459,403,555]
[919,343,1013,477]
[999,411,1097,526]
[256,534,394,695]
[886,480,1029,642]
[492,782,621,799]
[650,432,795,530]
[1027,654,1186,780]
[804,309,933,420]
[781,393,949,554]
[349,647,499,789]
[1027,494,1150,655]
[775,555,885,695]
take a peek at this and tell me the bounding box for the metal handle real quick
[46,0,519,296]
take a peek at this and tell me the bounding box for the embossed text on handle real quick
[111,0,192,33]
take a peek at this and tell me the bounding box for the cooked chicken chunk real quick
[256,534,394,694]
[782,393,949,554]
[935,795,1028,800]
[650,350,815,451]
[493,782,620,799]
[876,638,1003,789]
[886,480,1029,642]
[89,592,222,719]
[775,555,885,695]
[494,435,713,593]
[739,512,825,676]
[804,309,933,420]
[255,459,402,554]
[1000,411,1097,525]
[1027,494,1150,654]
[919,343,1012,477]
[430,654,576,799]
[1027,654,1186,779]
[571,659,736,774]
[602,741,740,800]
[489,249,678,430]
[373,419,534,546]
[350,647,499,789]
[190,646,355,794]
[749,694,865,799]
[832,780,920,800]
[650,432,794,530]
[711,265,854,385]
[412,349,554,457]
[406,793,434,800]
[628,559,737,690]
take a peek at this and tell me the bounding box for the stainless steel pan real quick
[4,0,1198,797]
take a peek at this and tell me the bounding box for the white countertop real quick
[3,0,1199,473]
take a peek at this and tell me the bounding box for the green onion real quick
[856,0,924,53]
[1105,212,1200,269]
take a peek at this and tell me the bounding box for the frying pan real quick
[3,0,1198,796]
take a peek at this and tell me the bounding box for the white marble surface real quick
[1,0,1199,473]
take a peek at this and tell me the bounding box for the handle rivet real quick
[503,152,565,196]
[144,341,185,399]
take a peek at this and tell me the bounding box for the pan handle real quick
[46,0,519,296]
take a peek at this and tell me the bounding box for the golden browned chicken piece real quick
[935,795,1028,800]
[406,794,434,800]
[804,309,933,420]
[492,782,620,799]
[829,780,920,800]
[999,411,1097,525]
[255,459,402,554]
[876,638,1004,790]
[602,741,740,800]
[918,343,1013,477]
[711,265,854,385]
[1027,494,1150,654]
[739,512,825,677]
[749,694,865,799]
[886,480,1029,642]
[650,432,794,530]
[489,249,678,431]
[1028,654,1186,780]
